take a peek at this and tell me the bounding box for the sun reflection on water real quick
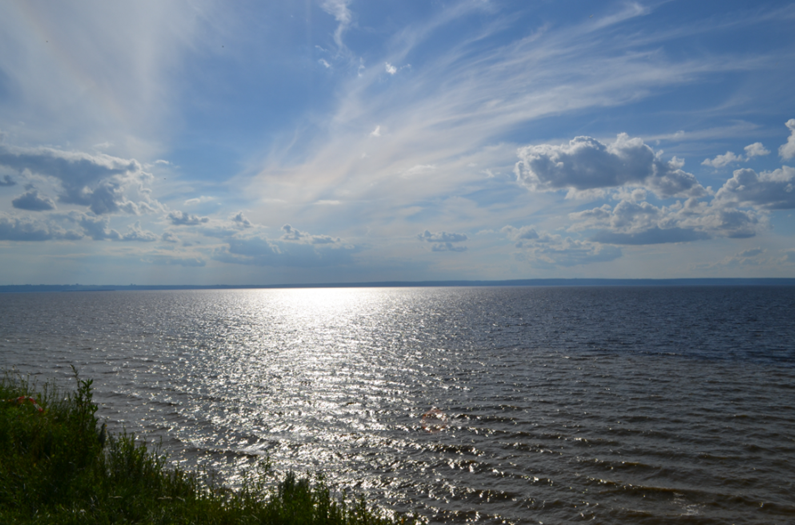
[187,287,434,485]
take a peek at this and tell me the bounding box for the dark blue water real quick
[1,286,794,524]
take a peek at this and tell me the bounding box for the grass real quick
[0,370,417,525]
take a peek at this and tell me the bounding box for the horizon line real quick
[2,277,795,292]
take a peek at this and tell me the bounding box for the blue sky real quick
[1,0,794,285]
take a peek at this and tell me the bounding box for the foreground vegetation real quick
[0,370,415,525]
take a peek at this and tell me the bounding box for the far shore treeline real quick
[2,278,795,293]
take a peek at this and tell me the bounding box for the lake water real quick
[1,286,794,524]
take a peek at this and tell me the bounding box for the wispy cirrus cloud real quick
[0,1,212,156]
[321,0,353,52]
[252,1,765,221]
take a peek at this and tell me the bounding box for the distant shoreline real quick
[2,278,795,293]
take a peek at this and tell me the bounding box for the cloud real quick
[184,196,215,206]
[0,210,156,243]
[417,230,467,243]
[144,255,206,267]
[12,190,56,211]
[571,199,663,234]
[417,229,468,253]
[0,213,82,241]
[708,247,766,268]
[77,215,121,241]
[714,166,795,209]
[431,243,466,252]
[702,144,770,167]
[738,247,764,258]
[516,134,705,198]
[702,151,742,168]
[251,2,781,244]
[168,211,210,226]
[744,142,769,158]
[161,231,179,243]
[217,235,359,267]
[281,224,339,244]
[69,214,157,242]
[612,188,647,202]
[501,225,540,244]
[120,222,157,242]
[213,224,359,268]
[532,240,622,268]
[592,227,710,245]
[780,119,795,160]
[402,164,436,178]
[0,144,158,215]
[321,0,353,50]
[231,212,252,228]
[504,227,622,268]
[570,197,761,242]
[319,59,331,69]
[0,1,210,160]
[261,1,740,211]
[0,175,15,186]
[2,2,793,280]
[696,207,760,239]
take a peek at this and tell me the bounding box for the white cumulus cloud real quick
[281,224,340,244]
[714,166,795,210]
[744,142,769,158]
[0,212,81,241]
[0,144,159,215]
[570,197,761,242]
[168,211,210,226]
[780,119,795,160]
[516,134,705,198]
[418,229,468,252]
[12,190,56,212]
[702,151,742,168]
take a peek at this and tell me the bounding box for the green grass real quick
[0,370,417,525]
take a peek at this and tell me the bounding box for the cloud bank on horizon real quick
[0,0,794,284]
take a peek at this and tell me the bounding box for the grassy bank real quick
[0,371,415,525]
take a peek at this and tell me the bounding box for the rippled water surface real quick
[1,286,794,524]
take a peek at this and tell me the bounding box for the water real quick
[1,286,794,524]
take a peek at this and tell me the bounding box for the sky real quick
[1,0,794,285]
